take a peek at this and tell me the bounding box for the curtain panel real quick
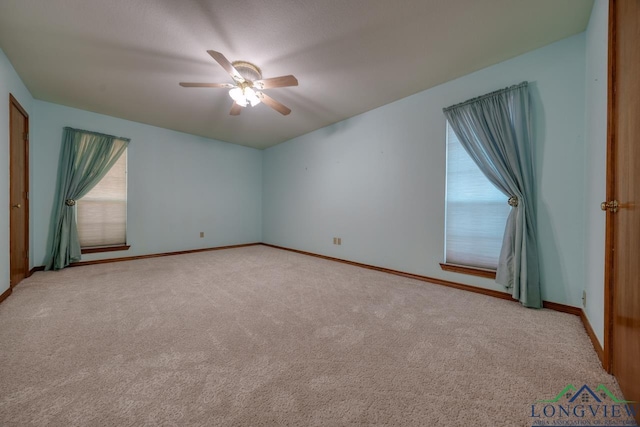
[44,127,129,270]
[443,82,541,308]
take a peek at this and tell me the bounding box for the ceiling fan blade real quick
[253,75,298,89]
[179,82,235,88]
[258,92,291,115]
[207,50,245,83]
[230,102,242,116]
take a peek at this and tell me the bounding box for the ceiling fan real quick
[180,50,298,116]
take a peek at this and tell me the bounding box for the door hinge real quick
[23,132,29,141]
[25,191,29,200]
[26,250,29,259]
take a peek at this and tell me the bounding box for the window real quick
[444,122,510,270]
[77,149,128,250]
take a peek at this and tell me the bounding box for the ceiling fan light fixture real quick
[245,87,261,107]
[228,86,246,106]
[228,85,261,108]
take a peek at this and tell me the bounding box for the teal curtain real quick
[443,82,541,308]
[45,127,129,270]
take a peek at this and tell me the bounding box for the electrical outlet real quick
[200,232,204,238]
[582,290,586,307]
[337,238,342,245]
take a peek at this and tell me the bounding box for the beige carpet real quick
[0,245,632,426]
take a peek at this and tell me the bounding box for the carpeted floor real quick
[0,245,632,426]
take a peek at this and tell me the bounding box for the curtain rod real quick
[64,126,131,142]
[443,81,528,112]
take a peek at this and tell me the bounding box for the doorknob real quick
[600,200,619,212]
[12,203,21,209]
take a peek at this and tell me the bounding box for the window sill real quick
[439,263,496,279]
[81,245,131,254]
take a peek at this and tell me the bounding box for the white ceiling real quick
[0,0,594,149]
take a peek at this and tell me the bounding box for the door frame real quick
[602,0,615,374]
[9,93,30,287]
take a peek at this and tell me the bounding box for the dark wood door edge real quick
[602,0,616,374]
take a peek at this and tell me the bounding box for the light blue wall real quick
[263,34,587,307]
[583,0,608,345]
[32,101,262,266]
[3,25,605,315]
[0,48,34,294]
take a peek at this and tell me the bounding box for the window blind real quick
[444,123,510,269]
[77,149,127,248]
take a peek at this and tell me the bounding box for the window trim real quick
[439,262,496,279]
[81,245,131,254]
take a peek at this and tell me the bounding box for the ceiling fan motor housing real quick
[232,61,262,82]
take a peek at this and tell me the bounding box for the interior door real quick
[605,0,639,417]
[9,94,29,287]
